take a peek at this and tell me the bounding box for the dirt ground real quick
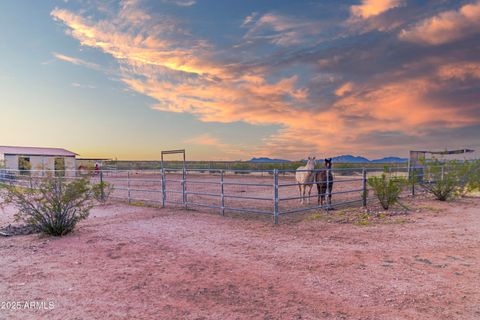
[0,196,479,320]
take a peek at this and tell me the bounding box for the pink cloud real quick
[399,1,480,45]
[351,0,404,19]
[52,52,99,69]
[438,62,480,81]
[335,82,353,97]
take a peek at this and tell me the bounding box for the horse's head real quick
[306,156,316,169]
[324,158,332,169]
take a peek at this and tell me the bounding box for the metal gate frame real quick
[161,149,186,208]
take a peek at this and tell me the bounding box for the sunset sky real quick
[1,0,479,160]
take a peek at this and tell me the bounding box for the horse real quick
[295,156,316,204]
[316,158,333,207]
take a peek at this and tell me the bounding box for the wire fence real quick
[0,165,449,224]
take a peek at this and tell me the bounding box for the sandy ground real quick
[0,196,479,320]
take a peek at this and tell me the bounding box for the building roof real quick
[0,146,78,157]
[411,149,475,155]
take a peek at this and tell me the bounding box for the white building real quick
[0,146,77,175]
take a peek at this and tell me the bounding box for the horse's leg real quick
[321,184,325,206]
[302,184,306,205]
[307,184,312,204]
[298,184,303,204]
[328,183,333,206]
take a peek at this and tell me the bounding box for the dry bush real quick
[422,159,480,201]
[0,176,100,236]
[368,171,406,210]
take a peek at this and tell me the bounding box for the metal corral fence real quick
[0,166,441,224]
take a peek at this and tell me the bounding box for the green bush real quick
[92,181,113,203]
[421,159,480,200]
[461,160,480,194]
[0,177,101,236]
[422,167,458,201]
[368,172,407,210]
[422,177,456,201]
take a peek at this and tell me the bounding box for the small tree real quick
[92,181,113,203]
[460,160,480,194]
[420,158,479,201]
[0,176,99,236]
[422,164,458,201]
[368,171,406,210]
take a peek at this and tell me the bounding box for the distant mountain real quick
[248,157,291,163]
[331,155,370,163]
[371,157,408,163]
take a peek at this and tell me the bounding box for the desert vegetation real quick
[0,176,109,236]
[420,159,480,201]
[367,171,407,210]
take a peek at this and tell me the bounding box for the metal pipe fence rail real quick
[0,165,456,224]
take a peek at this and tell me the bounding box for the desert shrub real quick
[0,176,101,236]
[368,171,407,210]
[92,181,113,203]
[461,160,480,193]
[422,174,457,201]
[420,158,480,201]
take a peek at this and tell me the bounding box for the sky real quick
[0,0,479,161]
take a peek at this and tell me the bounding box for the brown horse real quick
[315,158,333,206]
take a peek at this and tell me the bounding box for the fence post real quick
[362,168,367,207]
[161,168,166,208]
[410,166,416,196]
[273,169,279,225]
[100,169,105,201]
[326,167,331,210]
[220,170,225,216]
[182,167,187,209]
[127,171,131,204]
[441,165,445,181]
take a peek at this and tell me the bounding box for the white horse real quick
[295,156,316,204]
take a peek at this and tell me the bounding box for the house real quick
[0,146,77,175]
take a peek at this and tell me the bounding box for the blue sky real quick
[1,0,479,160]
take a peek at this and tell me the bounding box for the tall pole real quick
[161,168,166,208]
[326,167,331,210]
[182,167,187,209]
[410,165,415,196]
[273,169,279,225]
[127,170,131,204]
[100,168,104,202]
[221,170,225,216]
[362,168,367,207]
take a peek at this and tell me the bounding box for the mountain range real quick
[248,157,291,163]
[248,155,408,163]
